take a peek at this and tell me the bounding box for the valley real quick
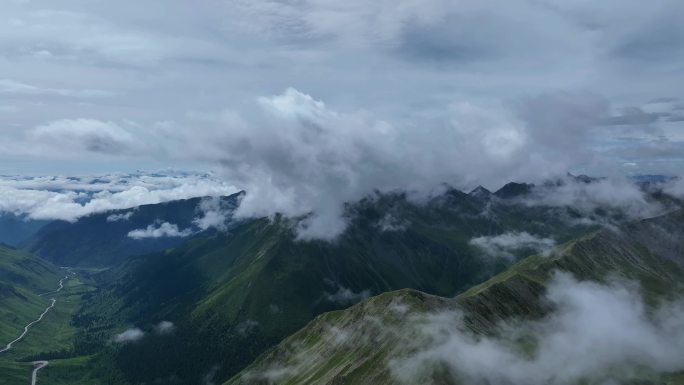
[0,265,98,385]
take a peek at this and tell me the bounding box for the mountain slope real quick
[73,189,613,384]
[0,244,62,347]
[21,193,243,267]
[0,214,49,246]
[226,209,684,385]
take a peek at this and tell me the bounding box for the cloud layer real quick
[0,172,237,222]
[470,232,556,260]
[114,328,144,343]
[127,221,193,240]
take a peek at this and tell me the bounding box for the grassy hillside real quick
[0,269,101,385]
[226,209,684,385]
[0,245,93,384]
[0,244,62,345]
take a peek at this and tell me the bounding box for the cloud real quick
[376,213,410,232]
[0,172,237,221]
[202,88,618,240]
[521,176,665,221]
[154,321,175,334]
[598,106,660,126]
[0,9,210,67]
[470,232,556,260]
[114,322,173,344]
[235,320,259,336]
[31,88,658,241]
[0,92,673,241]
[28,119,140,155]
[0,79,114,98]
[324,286,370,305]
[127,221,193,239]
[242,272,684,384]
[390,273,684,384]
[107,211,134,222]
[192,196,238,231]
[0,1,683,240]
[662,177,684,198]
[114,328,144,343]
[202,366,220,385]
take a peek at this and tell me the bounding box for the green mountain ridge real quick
[6,183,678,384]
[225,209,684,385]
[69,189,621,384]
[21,193,243,267]
[0,244,62,353]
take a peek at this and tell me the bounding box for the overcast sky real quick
[1,0,683,237]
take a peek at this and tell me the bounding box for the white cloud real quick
[114,328,144,343]
[192,196,237,231]
[28,119,140,155]
[0,172,237,222]
[0,1,682,240]
[662,177,684,198]
[154,321,175,334]
[390,273,684,384]
[470,232,556,260]
[522,177,665,220]
[204,88,624,240]
[376,213,410,232]
[241,272,684,384]
[324,286,370,305]
[107,211,134,222]
[0,94,674,241]
[127,221,193,239]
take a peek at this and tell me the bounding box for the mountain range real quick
[227,209,684,384]
[0,178,682,384]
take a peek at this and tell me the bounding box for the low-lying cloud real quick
[114,328,144,343]
[244,273,684,384]
[391,274,684,384]
[154,321,175,335]
[522,176,667,220]
[127,221,193,239]
[107,211,134,222]
[662,177,684,198]
[193,196,238,231]
[114,321,174,343]
[324,286,371,306]
[203,89,624,240]
[470,232,556,260]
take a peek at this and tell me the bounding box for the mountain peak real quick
[469,185,492,198]
[493,182,534,199]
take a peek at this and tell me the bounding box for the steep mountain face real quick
[493,182,535,199]
[20,193,243,267]
[226,210,684,385]
[0,214,49,246]
[73,189,619,384]
[0,245,61,345]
